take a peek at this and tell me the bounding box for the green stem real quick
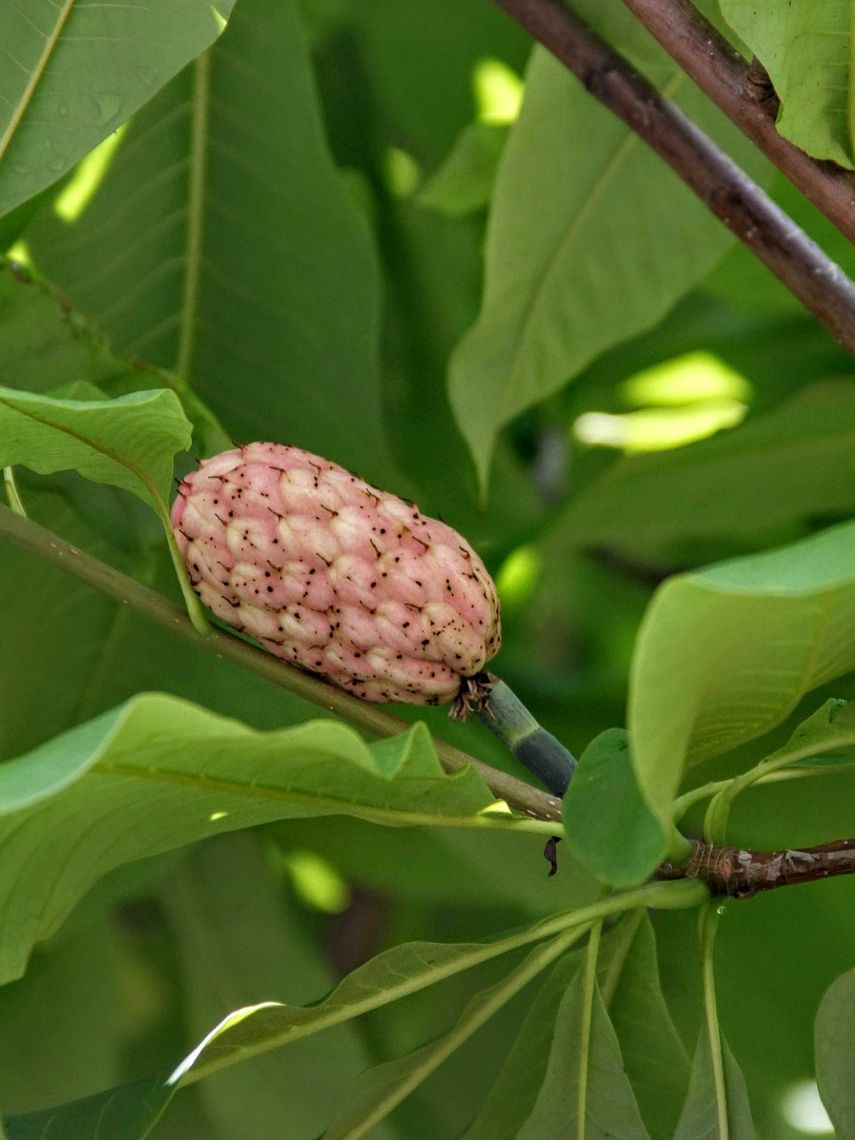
[674,763,855,823]
[699,903,728,1138]
[159,503,212,636]
[326,923,590,1140]
[576,920,603,1140]
[478,678,578,796]
[179,878,708,1087]
[0,503,562,823]
[599,908,643,1007]
[704,734,855,843]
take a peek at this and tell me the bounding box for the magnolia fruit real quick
[172,443,501,704]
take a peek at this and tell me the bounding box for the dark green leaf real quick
[161,835,382,1140]
[0,0,236,220]
[516,971,649,1139]
[463,953,582,1139]
[5,1075,172,1140]
[674,1032,755,1139]
[325,926,585,1139]
[27,0,401,489]
[0,257,121,393]
[603,914,691,1140]
[0,915,123,1116]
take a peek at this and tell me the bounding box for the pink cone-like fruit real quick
[172,443,501,704]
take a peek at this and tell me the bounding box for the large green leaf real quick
[0,384,190,510]
[463,952,582,1139]
[516,971,650,1138]
[0,255,231,455]
[1,886,702,1136]
[0,692,518,980]
[558,382,855,552]
[448,1,768,490]
[27,0,400,488]
[815,968,855,1137]
[719,1,855,168]
[604,915,691,1140]
[0,484,141,760]
[629,519,855,832]
[0,256,119,391]
[162,836,387,1140]
[0,0,236,220]
[325,927,586,1140]
[5,1074,174,1140]
[0,914,123,1115]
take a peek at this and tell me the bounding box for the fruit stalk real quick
[475,677,577,797]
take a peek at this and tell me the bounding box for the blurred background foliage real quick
[2,0,855,1135]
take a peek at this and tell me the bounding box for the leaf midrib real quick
[0,391,168,510]
[0,0,77,163]
[175,50,211,380]
[500,70,687,420]
[93,759,520,832]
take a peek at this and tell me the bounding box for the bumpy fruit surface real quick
[172,443,501,704]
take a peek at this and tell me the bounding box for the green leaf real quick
[629,518,855,830]
[0,481,154,761]
[516,971,650,1139]
[0,385,190,511]
[417,122,508,217]
[0,0,236,220]
[162,836,381,1140]
[0,914,124,1115]
[603,915,691,1139]
[325,926,587,1140]
[558,383,855,552]
[0,382,207,625]
[815,967,855,1136]
[564,729,666,886]
[768,698,855,768]
[1,881,703,1131]
[27,0,401,489]
[464,953,582,1139]
[5,1074,173,1140]
[674,1032,755,1139]
[719,1,855,168]
[0,256,121,393]
[448,0,769,491]
[0,693,508,980]
[0,256,231,455]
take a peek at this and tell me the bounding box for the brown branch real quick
[657,838,855,898]
[619,0,855,248]
[490,0,855,357]
[0,504,562,824]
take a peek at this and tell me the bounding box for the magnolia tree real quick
[1,1,855,1137]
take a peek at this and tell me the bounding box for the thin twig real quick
[618,0,855,248]
[490,0,855,356]
[657,838,855,898]
[0,504,561,824]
